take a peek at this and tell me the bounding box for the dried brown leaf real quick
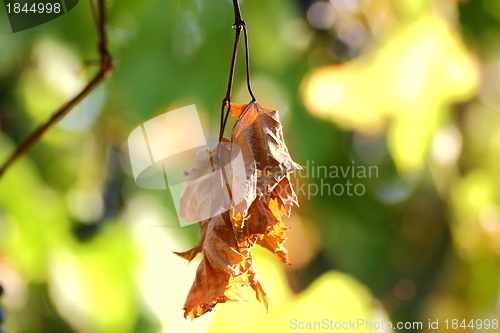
[230,101,301,213]
[269,175,298,218]
[173,219,208,262]
[177,101,300,320]
[179,213,269,320]
[232,198,278,247]
[179,142,249,223]
[258,219,290,264]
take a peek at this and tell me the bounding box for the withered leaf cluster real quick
[174,101,301,320]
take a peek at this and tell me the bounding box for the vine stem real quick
[218,0,255,142]
[243,25,256,103]
[216,0,257,217]
[0,0,114,178]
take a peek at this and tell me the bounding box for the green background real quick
[0,0,499,332]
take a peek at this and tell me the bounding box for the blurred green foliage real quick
[0,0,500,332]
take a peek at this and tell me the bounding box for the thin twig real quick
[216,0,250,216]
[218,0,256,142]
[218,25,241,142]
[0,0,114,178]
[232,0,242,24]
[243,25,255,102]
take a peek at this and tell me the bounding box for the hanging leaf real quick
[176,100,300,319]
[230,102,301,210]
[178,141,249,224]
[175,213,269,320]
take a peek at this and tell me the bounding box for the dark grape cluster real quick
[0,284,5,333]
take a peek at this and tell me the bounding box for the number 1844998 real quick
[6,2,61,14]
[444,319,498,330]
